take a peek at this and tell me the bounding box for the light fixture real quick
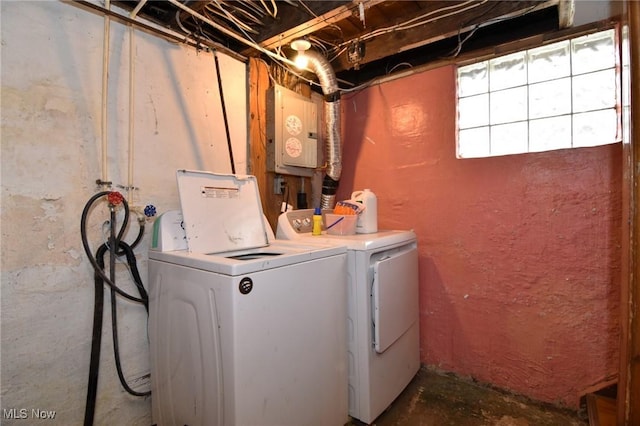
[291,38,311,69]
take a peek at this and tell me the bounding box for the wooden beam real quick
[332,0,559,72]
[257,0,386,51]
[619,3,640,425]
[248,59,311,230]
[557,0,575,28]
[257,1,352,46]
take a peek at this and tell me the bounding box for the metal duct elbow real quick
[304,50,342,209]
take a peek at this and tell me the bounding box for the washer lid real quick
[176,170,269,254]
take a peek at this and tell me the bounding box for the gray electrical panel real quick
[266,84,318,177]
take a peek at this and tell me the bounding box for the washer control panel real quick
[280,209,316,234]
[279,208,343,238]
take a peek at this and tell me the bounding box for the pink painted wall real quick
[338,65,621,407]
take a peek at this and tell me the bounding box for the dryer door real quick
[372,246,419,353]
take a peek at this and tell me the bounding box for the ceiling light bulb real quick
[291,39,311,70]
[294,53,309,70]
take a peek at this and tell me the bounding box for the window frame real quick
[455,24,622,159]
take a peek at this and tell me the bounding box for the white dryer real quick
[277,209,420,424]
[148,171,348,426]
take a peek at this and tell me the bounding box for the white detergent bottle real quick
[351,189,378,234]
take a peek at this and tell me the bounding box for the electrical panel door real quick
[266,84,318,177]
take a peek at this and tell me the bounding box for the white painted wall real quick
[1,1,247,424]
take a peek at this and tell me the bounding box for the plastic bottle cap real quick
[314,207,321,215]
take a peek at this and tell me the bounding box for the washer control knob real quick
[302,217,312,227]
[292,219,302,230]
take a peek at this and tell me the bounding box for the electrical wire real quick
[386,62,414,74]
[336,0,486,50]
[447,25,483,58]
[341,2,548,94]
[273,1,491,91]
[443,3,543,59]
[167,0,297,68]
[206,2,258,35]
[298,0,343,41]
[175,9,192,35]
[259,0,278,18]
[221,2,263,26]
[327,46,347,64]
[169,0,537,96]
[266,57,322,90]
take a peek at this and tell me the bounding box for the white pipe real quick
[101,0,111,184]
[166,0,296,68]
[127,24,135,204]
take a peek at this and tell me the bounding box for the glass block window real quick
[456,29,620,158]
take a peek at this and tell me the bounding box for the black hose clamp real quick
[324,91,341,103]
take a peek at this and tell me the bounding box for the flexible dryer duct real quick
[304,50,342,209]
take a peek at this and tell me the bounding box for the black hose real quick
[109,245,150,396]
[83,243,108,426]
[127,219,145,251]
[80,193,146,304]
[82,192,150,426]
[117,241,149,312]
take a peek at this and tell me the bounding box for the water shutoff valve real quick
[107,191,124,207]
[144,205,157,218]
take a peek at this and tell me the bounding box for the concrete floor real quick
[349,367,589,426]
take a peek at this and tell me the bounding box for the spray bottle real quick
[312,207,323,236]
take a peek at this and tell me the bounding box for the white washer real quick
[277,209,420,424]
[148,171,348,426]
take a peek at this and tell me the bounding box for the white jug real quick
[351,189,378,234]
